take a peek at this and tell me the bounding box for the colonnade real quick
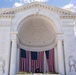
[9,33,65,75]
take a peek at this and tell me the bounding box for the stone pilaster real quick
[57,34,65,75]
[10,32,17,75]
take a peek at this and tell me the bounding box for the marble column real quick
[54,47,58,72]
[57,39,65,75]
[16,47,20,72]
[10,34,17,75]
[44,51,48,73]
[29,52,31,72]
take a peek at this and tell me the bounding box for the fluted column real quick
[54,47,58,72]
[57,39,65,75]
[10,33,17,75]
[29,52,31,72]
[44,52,47,73]
[16,47,20,72]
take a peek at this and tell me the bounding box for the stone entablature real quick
[0,2,76,19]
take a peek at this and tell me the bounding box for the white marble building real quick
[0,2,76,75]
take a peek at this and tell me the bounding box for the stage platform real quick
[16,74,60,75]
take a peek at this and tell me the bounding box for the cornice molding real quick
[0,14,14,19]
[0,2,76,19]
[60,15,76,19]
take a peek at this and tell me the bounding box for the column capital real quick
[57,34,64,41]
[10,31,18,40]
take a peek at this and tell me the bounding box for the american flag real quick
[20,49,29,72]
[31,51,44,73]
[19,48,55,73]
[45,48,55,72]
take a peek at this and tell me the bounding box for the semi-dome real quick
[18,15,56,47]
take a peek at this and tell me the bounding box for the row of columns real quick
[9,33,65,75]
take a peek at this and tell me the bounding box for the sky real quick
[0,0,76,12]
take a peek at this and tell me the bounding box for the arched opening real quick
[17,15,58,73]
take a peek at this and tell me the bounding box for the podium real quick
[35,68,40,73]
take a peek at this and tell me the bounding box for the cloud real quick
[13,0,48,7]
[63,3,73,8]
[13,2,23,7]
[62,2,76,12]
[20,0,48,3]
